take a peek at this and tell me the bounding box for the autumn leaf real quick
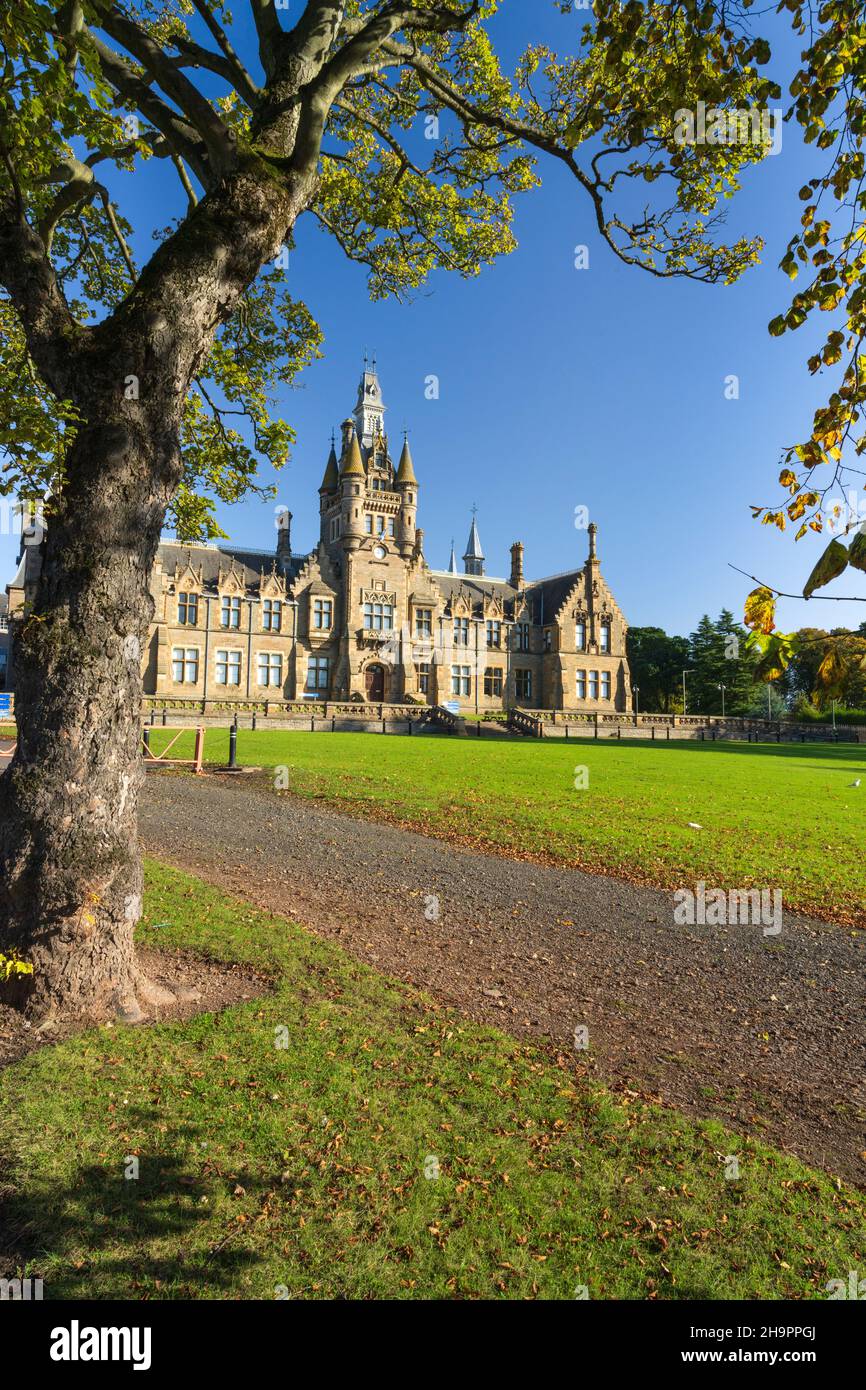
[803,538,849,598]
[847,527,866,573]
[743,586,776,635]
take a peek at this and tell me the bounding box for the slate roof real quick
[157,541,307,589]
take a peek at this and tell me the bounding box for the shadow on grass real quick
[0,1110,269,1300]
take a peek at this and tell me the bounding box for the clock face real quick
[373,545,386,559]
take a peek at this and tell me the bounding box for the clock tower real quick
[353,357,386,448]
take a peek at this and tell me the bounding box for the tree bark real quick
[0,407,181,1025]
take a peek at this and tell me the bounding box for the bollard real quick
[252,711,257,731]
[142,727,151,754]
[311,715,315,732]
[162,709,167,726]
[150,710,155,727]
[477,721,481,737]
[228,724,238,770]
[382,718,386,735]
[332,716,336,733]
[408,719,412,736]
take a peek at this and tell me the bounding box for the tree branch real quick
[0,192,83,399]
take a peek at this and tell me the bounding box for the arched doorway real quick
[365,663,385,702]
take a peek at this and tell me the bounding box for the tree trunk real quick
[0,408,180,1026]
[0,153,314,1026]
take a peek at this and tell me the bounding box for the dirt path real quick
[140,771,866,1187]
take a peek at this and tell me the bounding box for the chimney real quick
[510,540,524,588]
[587,522,598,562]
[414,527,424,559]
[276,507,292,563]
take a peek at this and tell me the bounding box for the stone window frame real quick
[220,594,242,630]
[171,645,199,684]
[306,654,329,691]
[588,669,599,700]
[415,606,433,638]
[215,647,243,686]
[576,669,586,700]
[451,663,471,697]
[312,596,333,630]
[256,650,283,688]
[262,597,282,632]
[483,666,503,697]
[515,667,533,700]
[453,615,469,647]
[601,670,611,700]
[177,591,199,626]
[576,619,586,651]
[486,619,501,649]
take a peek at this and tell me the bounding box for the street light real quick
[633,685,640,716]
[831,698,837,732]
[717,682,726,718]
[681,669,690,716]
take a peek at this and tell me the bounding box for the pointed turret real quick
[320,434,339,491]
[463,513,484,577]
[340,419,365,479]
[395,435,417,486]
[448,541,458,573]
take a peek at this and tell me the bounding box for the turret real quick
[395,434,418,558]
[319,433,339,544]
[463,512,484,577]
[339,418,365,549]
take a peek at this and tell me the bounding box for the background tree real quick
[686,609,759,713]
[626,626,690,712]
[0,0,781,1023]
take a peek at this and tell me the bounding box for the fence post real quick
[332,716,336,733]
[162,709,167,726]
[252,711,257,731]
[142,727,151,755]
[594,712,599,740]
[382,718,386,735]
[228,725,238,770]
[311,715,315,732]
[193,726,205,774]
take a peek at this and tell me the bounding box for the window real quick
[171,647,198,684]
[313,597,333,630]
[177,592,198,626]
[601,671,611,699]
[257,652,283,688]
[515,622,530,652]
[515,668,532,700]
[221,595,241,629]
[576,620,586,650]
[363,600,393,631]
[262,598,282,632]
[576,670,586,700]
[486,620,501,648]
[451,664,471,697]
[588,670,599,700]
[415,608,432,638]
[306,656,329,691]
[365,514,373,534]
[454,616,469,646]
[216,649,242,686]
[484,667,503,697]
[387,518,395,537]
[330,516,341,541]
[600,621,611,653]
[376,515,386,535]
[544,629,552,652]
[417,661,431,694]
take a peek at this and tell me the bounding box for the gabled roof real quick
[157,542,306,590]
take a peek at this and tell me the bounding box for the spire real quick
[354,354,386,448]
[463,507,484,576]
[320,432,339,490]
[395,433,417,486]
[340,419,365,479]
[448,539,457,573]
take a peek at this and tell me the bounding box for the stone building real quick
[4,365,631,713]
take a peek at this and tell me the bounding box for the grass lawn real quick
[0,860,863,1300]
[146,728,866,927]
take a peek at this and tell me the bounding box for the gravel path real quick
[140,771,866,1186]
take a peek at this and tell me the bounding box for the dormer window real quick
[221,595,241,629]
[177,592,198,625]
[263,598,282,632]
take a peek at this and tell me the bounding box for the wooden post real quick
[193,726,205,774]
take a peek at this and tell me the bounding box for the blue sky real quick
[3,1,864,637]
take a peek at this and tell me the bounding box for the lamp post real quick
[633,685,640,716]
[832,698,837,732]
[767,681,772,720]
[681,669,689,716]
[717,682,726,718]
